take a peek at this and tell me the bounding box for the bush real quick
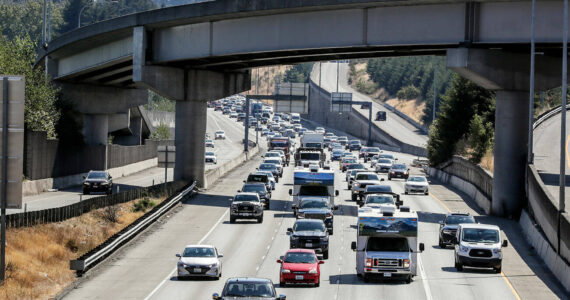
[149,122,171,141]
[133,197,156,212]
[396,85,421,100]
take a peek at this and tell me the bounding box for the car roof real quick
[244,182,265,186]
[447,212,472,217]
[356,172,377,176]
[236,192,259,196]
[295,219,325,224]
[249,172,268,176]
[285,249,316,254]
[184,244,214,249]
[459,223,500,230]
[226,277,273,283]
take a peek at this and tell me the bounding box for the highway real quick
[533,110,570,210]
[13,108,254,215]
[61,132,565,300]
[311,62,428,147]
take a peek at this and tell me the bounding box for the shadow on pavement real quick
[538,172,570,186]
[329,274,408,285]
[417,211,446,224]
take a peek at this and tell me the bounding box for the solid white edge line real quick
[417,254,433,300]
[143,210,229,300]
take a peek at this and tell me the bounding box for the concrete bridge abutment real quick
[447,48,563,218]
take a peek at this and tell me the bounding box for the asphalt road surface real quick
[533,110,570,210]
[312,62,428,147]
[13,109,254,215]
[61,133,566,300]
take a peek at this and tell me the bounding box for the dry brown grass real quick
[0,196,165,300]
[386,97,426,124]
[479,150,495,173]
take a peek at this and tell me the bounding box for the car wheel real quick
[424,191,429,195]
[323,250,329,260]
[329,229,334,235]
[351,194,357,201]
[363,274,369,283]
[280,281,285,287]
[494,264,502,273]
[83,190,90,195]
[405,275,412,284]
[266,202,270,210]
[455,257,463,271]
[315,279,320,287]
[107,189,112,195]
[405,191,409,195]
[257,215,263,223]
[439,239,445,248]
[276,177,279,183]
[388,176,391,181]
[347,185,351,190]
[230,216,236,224]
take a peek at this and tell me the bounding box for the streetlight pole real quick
[78,4,90,28]
[528,0,536,166]
[559,0,568,255]
[336,61,340,93]
[432,68,436,124]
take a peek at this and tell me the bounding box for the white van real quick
[453,223,508,273]
[290,113,301,124]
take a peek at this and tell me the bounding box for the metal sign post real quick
[157,145,175,193]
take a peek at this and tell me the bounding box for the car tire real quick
[424,191,429,195]
[230,216,236,224]
[266,202,270,210]
[351,194,357,201]
[405,191,409,195]
[83,190,90,195]
[439,239,445,248]
[329,229,334,235]
[388,176,391,181]
[257,215,263,223]
[280,281,285,287]
[494,265,502,273]
[363,274,369,283]
[405,275,412,284]
[347,185,351,190]
[107,189,112,195]
[315,279,320,287]
[455,258,463,271]
[276,177,279,183]
[323,250,329,260]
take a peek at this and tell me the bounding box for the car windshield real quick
[392,164,406,170]
[350,141,360,144]
[299,186,329,196]
[408,177,427,182]
[294,221,325,232]
[248,175,267,182]
[446,216,476,225]
[368,148,380,153]
[270,141,288,147]
[259,164,276,170]
[205,152,215,156]
[234,194,259,202]
[300,200,328,209]
[366,237,409,252]
[344,159,357,164]
[462,228,500,243]
[378,159,392,164]
[333,150,344,155]
[348,164,366,170]
[284,252,317,264]
[182,247,216,257]
[224,282,275,297]
[242,185,265,193]
[258,171,274,179]
[264,160,280,165]
[265,153,280,158]
[87,172,106,179]
[366,195,394,204]
[304,143,322,148]
[216,131,224,134]
[300,153,320,160]
[356,174,379,180]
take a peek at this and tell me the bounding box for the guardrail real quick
[70,181,196,274]
[381,101,428,134]
[533,104,570,129]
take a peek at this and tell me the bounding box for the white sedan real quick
[404,175,429,195]
[205,139,215,148]
[205,151,217,164]
[215,130,226,140]
[176,245,223,279]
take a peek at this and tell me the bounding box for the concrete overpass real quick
[38,0,570,217]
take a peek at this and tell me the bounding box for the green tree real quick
[146,90,175,112]
[283,63,313,83]
[396,85,421,100]
[0,34,60,138]
[149,122,171,140]
[0,0,64,43]
[467,114,494,163]
[427,75,495,166]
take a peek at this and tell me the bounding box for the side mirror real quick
[380,178,385,181]
[419,243,425,252]
[291,204,297,209]
[358,202,363,208]
[276,259,283,263]
[408,169,410,171]
[335,190,339,196]
[502,240,508,247]
[109,176,112,179]
[218,254,223,258]
[438,221,443,225]
[287,228,293,233]
[396,200,403,207]
[288,189,292,196]
[237,190,241,193]
[212,293,220,300]
[351,241,357,251]
[395,158,398,160]
[243,180,246,183]
[333,205,339,210]
[176,254,181,258]
[82,176,86,179]
[318,260,324,264]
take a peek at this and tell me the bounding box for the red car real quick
[277,249,323,287]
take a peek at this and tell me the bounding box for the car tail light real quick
[365,258,373,267]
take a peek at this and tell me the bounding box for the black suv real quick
[230,193,264,223]
[293,198,338,235]
[83,171,113,195]
[388,163,409,180]
[288,219,330,259]
[439,213,476,248]
[213,277,285,300]
[240,183,271,209]
[348,140,362,151]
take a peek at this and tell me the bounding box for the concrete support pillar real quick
[174,101,207,187]
[130,116,143,145]
[83,114,109,146]
[493,91,529,217]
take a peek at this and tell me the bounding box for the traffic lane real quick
[63,145,268,300]
[150,164,296,300]
[314,62,427,146]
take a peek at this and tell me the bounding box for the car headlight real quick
[403,259,410,268]
[290,235,298,240]
[177,262,186,267]
[320,236,328,242]
[297,213,305,218]
[365,258,373,267]
[209,263,218,268]
[492,248,502,254]
[443,229,453,234]
[353,182,360,187]
[460,245,469,252]
[308,268,318,274]
[281,269,291,273]
[391,171,395,174]
[83,182,90,186]
[101,182,109,185]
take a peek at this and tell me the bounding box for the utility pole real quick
[336,61,340,93]
[559,0,568,255]
[42,0,47,45]
[528,0,536,166]
[432,68,436,123]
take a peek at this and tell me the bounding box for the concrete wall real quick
[308,80,427,157]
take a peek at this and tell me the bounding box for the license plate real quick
[383,272,392,277]
[241,213,251,216]
[305,243,313,247]
[193,268,202,273]
[295,275,304,280]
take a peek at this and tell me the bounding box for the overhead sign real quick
[272,83,308,114]
[330,92,352,112]
[157,145,175,168]
[0,76,24,209]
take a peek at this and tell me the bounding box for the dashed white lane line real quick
[418,254,433,300]
[143,210,229,300]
